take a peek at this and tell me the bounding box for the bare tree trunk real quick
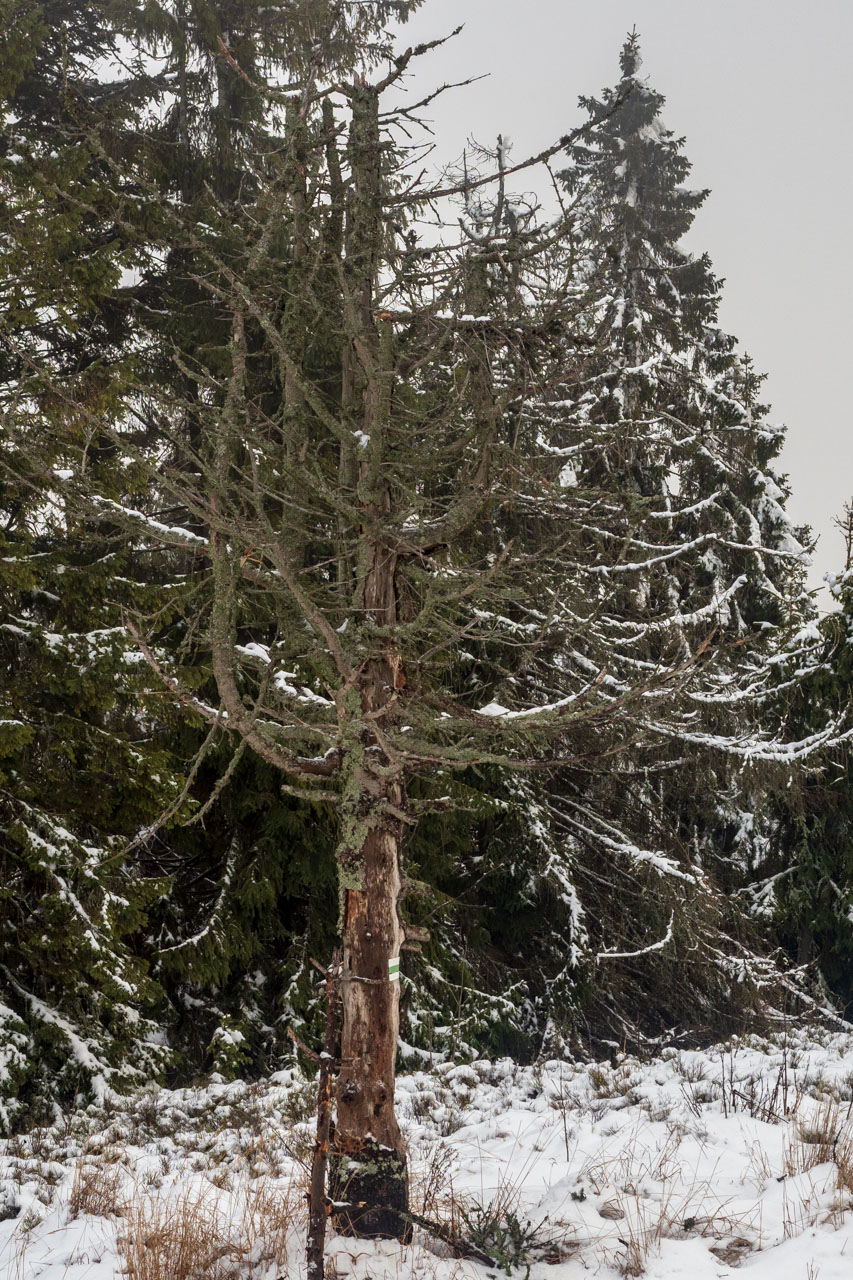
[330,82,410,1241]
[332,775,409,1236]
[331,637,409,1237]
[332,540,409,1238]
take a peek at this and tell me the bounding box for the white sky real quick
[392,0,853,593]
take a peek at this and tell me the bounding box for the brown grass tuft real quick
[785,1095,853,1188]
[118,1187,242,1280]
[69,1159,125,1219]
[116,1174,302,1280]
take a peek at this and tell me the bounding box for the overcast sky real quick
[392,0,852,593]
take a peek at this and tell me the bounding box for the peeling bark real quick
[331,652,410,1239]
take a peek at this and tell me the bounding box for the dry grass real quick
[69,1157,126,1219]
[119,1187,242,1280]
[784,1095,853,1199]
[61,1155,305,1280]
[577,1117,770,1277]
[117,1174,302,1280]
[410,1140,457,1223]
[714,1047,802,1124]
[242,1174,301,1268]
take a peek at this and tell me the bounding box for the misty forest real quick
[2,3,853,1278]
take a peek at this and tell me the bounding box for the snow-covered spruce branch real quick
[640,717,853,763]
[125,620,341,781]
[596,913,674,962]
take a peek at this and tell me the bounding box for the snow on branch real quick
[90,496,209,549]
[597,913,674,962]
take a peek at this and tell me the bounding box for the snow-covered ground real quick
[1,1029,852,1279]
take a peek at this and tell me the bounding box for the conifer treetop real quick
[619,27,643,80]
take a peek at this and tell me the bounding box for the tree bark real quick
[331,650,410,1240]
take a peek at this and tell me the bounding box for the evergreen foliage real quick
[0,0,186,1124]
[0,376,181,1124]
[514,34,819,1045]
[749,558,853,1019]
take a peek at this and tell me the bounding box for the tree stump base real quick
[331,1139,412,1242]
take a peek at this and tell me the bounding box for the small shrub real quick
[458,1200,543,1277]
[207,1020,252,1082]
[588,1066,611,1095]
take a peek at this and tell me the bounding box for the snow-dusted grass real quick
[1,1030,853,1278]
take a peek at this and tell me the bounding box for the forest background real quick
[1,0,852,1203]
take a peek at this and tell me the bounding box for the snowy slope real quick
[1,1030,852,1279]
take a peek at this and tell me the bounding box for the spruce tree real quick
[749,542,853,1019]
[496,31,817,1043]
[0,0,368,1099]
[0,0,196,1124]
[560,31,806,638]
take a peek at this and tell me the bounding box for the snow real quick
[597,911,674,960]
[233,644,333,707]
[90,496,209,547]
[2,1031,853,1279]
[476,692,588,722]
[477,700,510,717]
[273,671,334,707]
[3,984,109,1101]
[236,642,272,663]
